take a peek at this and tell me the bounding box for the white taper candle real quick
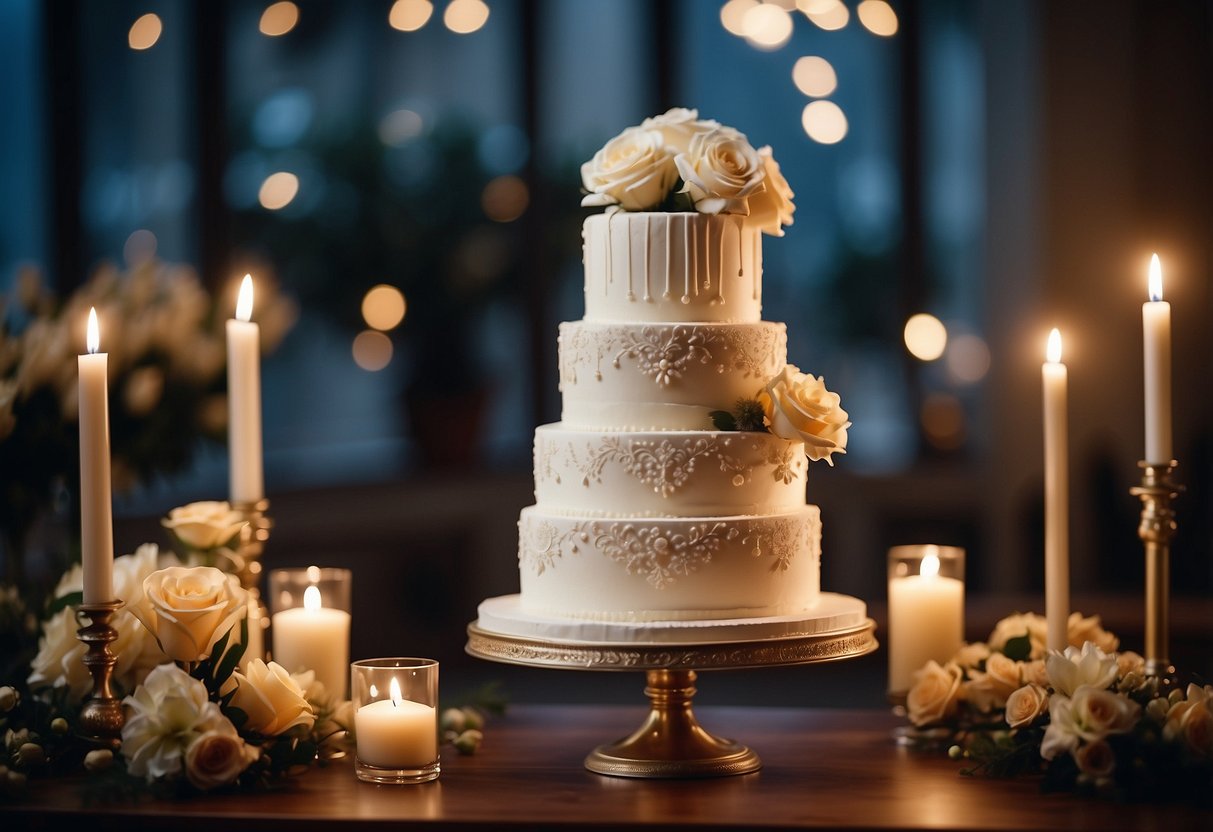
[78,308,115,604]
[1042,328,1069,652]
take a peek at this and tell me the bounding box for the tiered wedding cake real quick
[516,109,849,623]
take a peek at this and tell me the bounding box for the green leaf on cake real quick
[709,410,737,431]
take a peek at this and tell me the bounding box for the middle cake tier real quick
[559,320,787,431]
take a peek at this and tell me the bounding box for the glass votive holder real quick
[269,566,352,699]
[352,658,440,784]
[886,545,965,702]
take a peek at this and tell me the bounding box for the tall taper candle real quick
[79,308,114,604]
[1042,328,1069,652]
[1143,254,1172,464]
[227,275,264,504]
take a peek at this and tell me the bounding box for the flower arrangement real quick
[903,610,1213,802]
[581,108,796,236]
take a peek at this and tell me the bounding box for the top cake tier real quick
[583,212,762,324]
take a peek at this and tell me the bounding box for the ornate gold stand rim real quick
[465,617,878,672]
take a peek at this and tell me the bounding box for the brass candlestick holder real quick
[1130,461,1180,679]
[75,600,125,748]
[232,499,272,661]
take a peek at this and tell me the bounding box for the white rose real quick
[1115,650,1145,679]
[1021,659,1050,688]
[906,660,963,727]
[581,126,678,211]
[639,107,721,153]
[1073,739,1116,780]
[1163,684,1213,755]
[1046,642,1118,697]
[759,365,850,464]
[986,611,1048,660]
[675,128,767,215]
[185,728,257,790]
[130,566,248,663]
[122,664,234,782]
[1070,684,1140,740]
[963,652,1022,712]
[161,501,246,552]
[1067,612,1119,653]
[1005,684,1049,729]
[746,146,795,236]
[225,659,315,736]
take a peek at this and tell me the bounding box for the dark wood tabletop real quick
[6,704,1210,830]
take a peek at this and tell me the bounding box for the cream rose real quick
[1046,642,1119,697]
[1071,685,1141,740]
[1067,612,1119,653]
[131,566,248,663]
[1074,739,1116,780]
[987,612,1048,660]
[746,146,795,236]
[1005,684,1049,729]
[675,128,767,215]
[581,126,678,211]
[185,729,256,790]
[1163,684,1213,755]
[639,107,721,153]
[759,365,849,464]
[1115,650,1145,679]
[1021,659,1050,687]
[964,652,1022,712]
[951,641,991,669]
[162,501,246,552]
[122,664,234,782]
[906,660,963,727]
[225,659,315,736]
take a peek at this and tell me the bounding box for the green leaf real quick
[709,410,737,431]
[213,620,248,690]
[48,591,83,616]
[1002,633,1032,662]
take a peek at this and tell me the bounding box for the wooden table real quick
[6,705,1210,830]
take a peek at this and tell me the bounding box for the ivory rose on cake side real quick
[759,366,850,465]
[746,146,795,236]
[675,128,767,216]
[581,127,678,212]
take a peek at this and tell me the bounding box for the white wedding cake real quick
[516,109,849,623]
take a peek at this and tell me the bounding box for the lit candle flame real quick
[1046,328,1062,364]
[86,307,100,354]
[303,584,321,611]
[1148,253,1163,302]
[236,274,254,322]
[389,676,402,708]
[921,549,940,578]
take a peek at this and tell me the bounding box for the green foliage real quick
[1002,634,1032,662]
[708,399,769,433]
[709,410,737,431]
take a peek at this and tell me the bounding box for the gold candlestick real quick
[232,499,272,661]
[1130,461,1180,679]
[75,600,125,748]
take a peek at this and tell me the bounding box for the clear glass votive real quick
[351,658,440,784]
[886,545,965,702]
[270,566,352,699]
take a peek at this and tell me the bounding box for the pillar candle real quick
[887,549,964,693]
[355,679,438,768]
[227,275,264,504]
[1042,328,1069,652]
[1143,254,1172,464]
[78,308,114,605]
[272,586,351,698]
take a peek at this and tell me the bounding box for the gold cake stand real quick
[466,613,877,779]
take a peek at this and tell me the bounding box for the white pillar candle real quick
[1042,328,1069,652]
[355,678,438,768]
[271,586,351,698]
[1143,254,1172,464]
[227,275,264,504]
[887,550,964,693]
[78,308,114,605]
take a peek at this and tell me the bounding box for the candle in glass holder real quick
[352,658,439,784]
[270,567,351,698]
[887,545,965,696]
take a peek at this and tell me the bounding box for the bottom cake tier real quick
[518,505,821,621]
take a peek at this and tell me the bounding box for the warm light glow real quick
[236,275,254,322]
[87,308,100,354]
[904,313,947,361]
[721,0,759,36]
[857,0,898,36]
[304,584,322,611]
[801,0,849,31]
[921,393,966,450]
[1046,328,1062,364]
[744,2,793,50]
[1148,253,1163,302]
[481,175,530,222]
[306,565,321,582]
[444,0,490,34]
[921,550,941,578]
[389,0,433,31]
[389,676,403,707]
[793,56,837,97]
[128,13,163,50]
[259,2,300,36]
[353,330,393,371]
[802,100,848,144]
[797,0,838,13]
[258,171,299,210]
[362,284,408,331]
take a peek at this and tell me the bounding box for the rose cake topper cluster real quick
[513,108,850,622]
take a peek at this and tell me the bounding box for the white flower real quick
[121,664,235,782]
[1046,642,1119,697]
[759,365,849,464]
[161,501,246,552]
[581,126,678,211]
[639,107,722,153]
[906,660,963,727]
[1041,693,1079,760]
[1074,738,1116,780]
[1115,650,1145,679]
[1071,684,1140,740]
[746,146,795,236]
[185,728,257,790]
[131,566,248,664]
[675,128,767,215]
[225,660,315,736]
[1005,684,1049,729]
[986,611,1048,660]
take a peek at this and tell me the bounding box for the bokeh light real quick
[904,313,948,361]
[259,2,300,36]
[857,0,898,36]
[258,172,299,210]
[353,330,393,371]
[945,333,991,384]
[720,0,759,36]
[362,285,408,331]
[389,0,433,32]
[444,0,490,34]
[744,2,793,50]
[801,0,849,31]
[481,175,529,222]
[793,56,837,97]
[123,229,157,268]
[128,13,162,50]
[378,109,425,146]
[921,393,966,450]
[802,100,848,144]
